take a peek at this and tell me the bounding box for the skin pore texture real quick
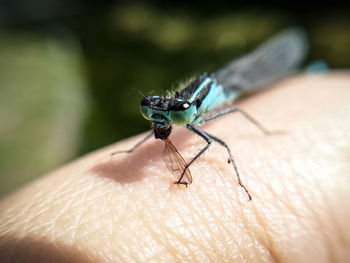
[0,73,349,263]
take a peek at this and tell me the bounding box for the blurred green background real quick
[0,1,349,198]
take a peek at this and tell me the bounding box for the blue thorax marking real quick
[187,77,212,103]
[140,75,240,128]
[196,80,225,112]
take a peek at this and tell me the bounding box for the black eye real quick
[182,103,190,109]
[141,97,151,106]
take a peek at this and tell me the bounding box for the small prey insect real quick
[113,28,308,200]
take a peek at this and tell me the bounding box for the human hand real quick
[0,73,349,262]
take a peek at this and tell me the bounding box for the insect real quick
[113,28,308,200]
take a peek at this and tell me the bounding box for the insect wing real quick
[214,28,308,96]
[162,139,192,185]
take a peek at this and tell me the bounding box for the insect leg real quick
[200,130,252,200]
[176,124,212,184]
[200,107,273,135]
[111,131,154,155]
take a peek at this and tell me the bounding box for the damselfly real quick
[113,28,308,200]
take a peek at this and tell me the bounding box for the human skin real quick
[0,73,349,263]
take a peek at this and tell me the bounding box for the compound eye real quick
[140,105,152,120]
[170,102,195,125]
[182,102,190,109]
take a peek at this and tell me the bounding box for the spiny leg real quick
[175,124,212,185]
[201,130,252,200]
[184,124,251,200]
[201,107,274,135]
[111,131,154,155]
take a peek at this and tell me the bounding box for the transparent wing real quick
[162,138,192,185]
[214,28,308,96]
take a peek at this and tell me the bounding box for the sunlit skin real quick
[0,74,349,262]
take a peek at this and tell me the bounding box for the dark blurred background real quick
[0,0,349,198]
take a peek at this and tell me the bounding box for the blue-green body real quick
[140,75,232,129]
[136,28,308,194]
[141,28,307,137]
